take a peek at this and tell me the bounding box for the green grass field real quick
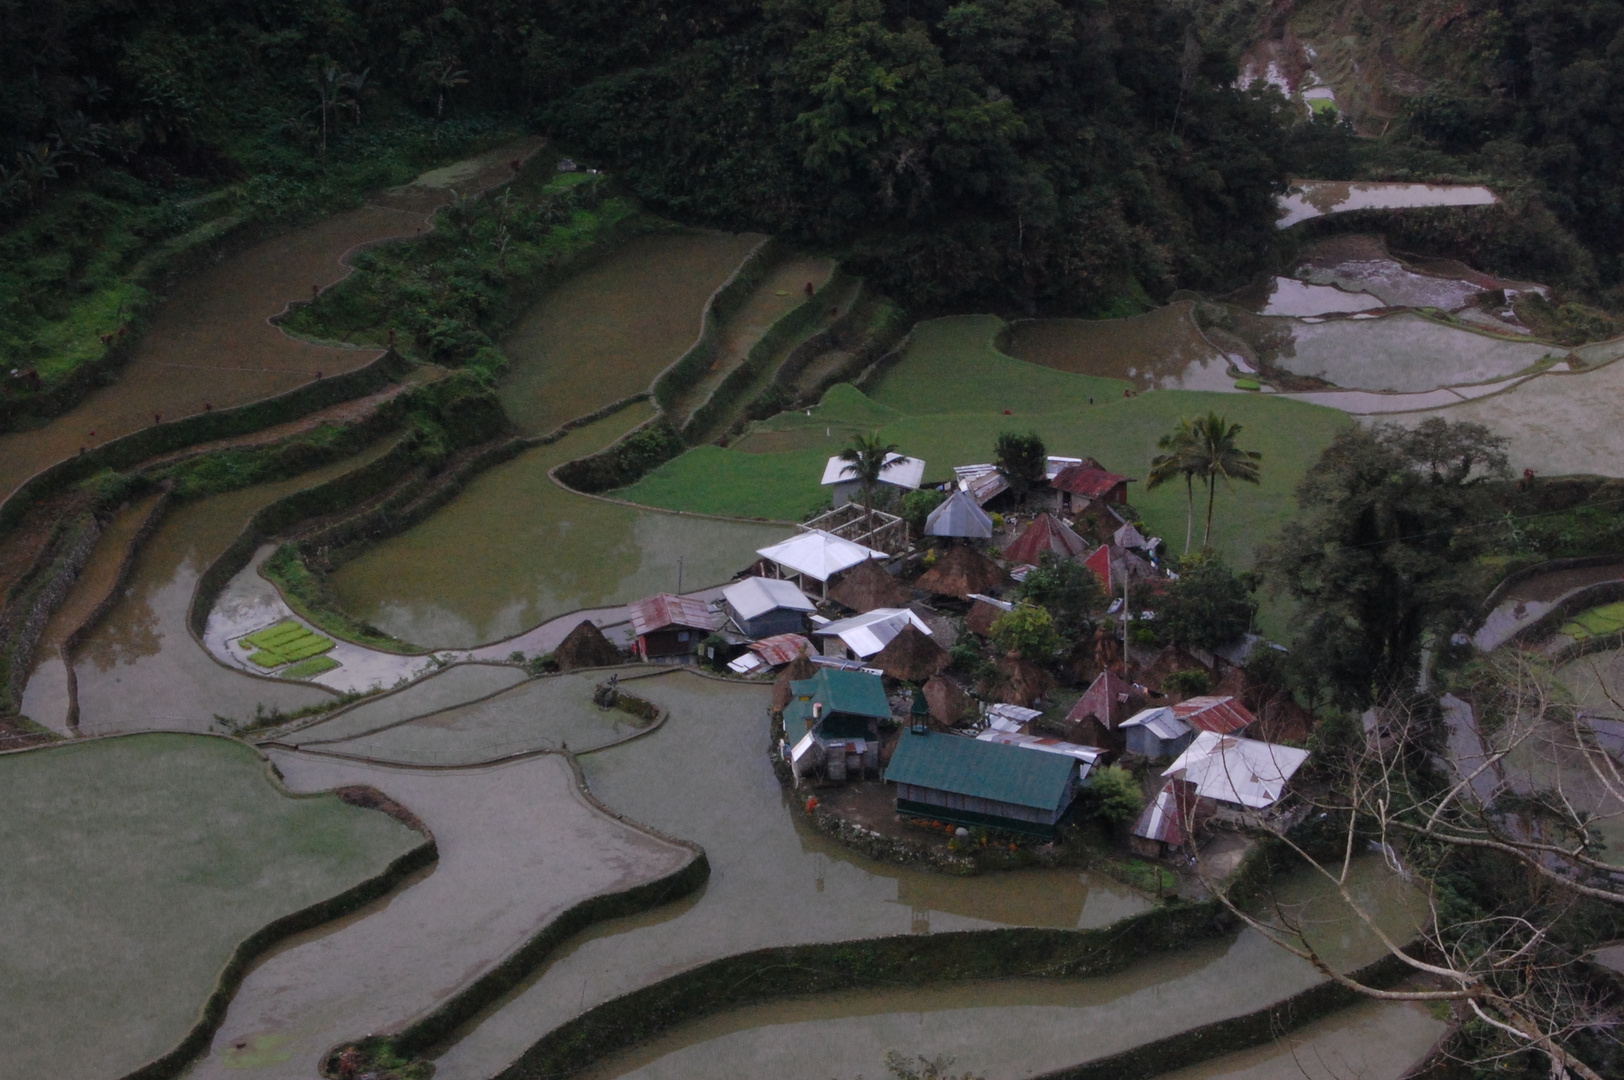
[618,316,1351,576]
[1561,602,1624,642]
[0,733,420,1080]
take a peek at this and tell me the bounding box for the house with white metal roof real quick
[1164,732,1310,821]
[821,452,926,507]
[1120,706,1195,759]
[813,607,932,660]
[722,576,816,639]
[756,530,889,599]
[923,489,994,540]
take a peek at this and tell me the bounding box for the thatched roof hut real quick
[872,624,949,683]
[828,558,910,612]
[554,620,622,671]
[923,675,971,726]
[772,650,818,710]
[914,545,1009,599]
[966,597,1011,637]
[984,655,1054,706]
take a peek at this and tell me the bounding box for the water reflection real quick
[1002,303,1238,392]
[1277,181,1497,228]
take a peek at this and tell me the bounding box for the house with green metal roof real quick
[884,729,1083,836]
[782,667,891,783]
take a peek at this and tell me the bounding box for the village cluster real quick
[555,442,1315,869]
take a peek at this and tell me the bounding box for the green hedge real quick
[0,510,102,713]
[551,419,686,494]
[0,349,408,534]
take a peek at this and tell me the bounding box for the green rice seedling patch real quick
[281,656,341,680]
[240,620,335,668]
[243,620,309,650]
[249,650,289,668]
[1560,602,1624,642]
[0,733,420,1080]
[278,635,338,663]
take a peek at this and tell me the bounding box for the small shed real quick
[1172,695,1257,735]
[1130,777,1209,859]
[1065,669,1144,750]
[1050,459,1132,511]
[1002,513,1089,565]
[821,452,926,508]
[728,632,817,675]
[782,667,891,782]
[828,557,912,612]
[885,730,1082,836]
[554,619,623,671]
[1120,706,1195,759]
[965,593,1013,636]
[723,576,816,639]
[814,607,932,660]
[924,489,995,540]
[915,545,1009,599]
[871,623,950,683]
[1163,732,1309,822]
[757,530,889,600]
[627,593,719,661]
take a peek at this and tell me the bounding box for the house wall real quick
[1125,728,1195,759]
[894,782,1069,836]
[641,626,702,659]
[738,608,807,639]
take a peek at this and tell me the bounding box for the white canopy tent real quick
[756,530,889,599]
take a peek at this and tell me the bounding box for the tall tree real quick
[1262,419,1509,708]
[1157,551,1255,651]
[1147,417,1202,554]
[1192,412,1262,547]
[994,431,1047,507]
[838,431,900,529]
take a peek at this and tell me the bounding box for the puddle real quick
[1001,304,1236,392]
[328,406,787,648]
[305,666,661,763]
[429,672,1160,1078]
[186,750,692,1080]
[70,444,395,734]
[568,854,1424,1080]
[0,733,418,1080]
[283,662,532,745]
[19,492,162,732]
[1250,311,1556,392]
[497,231,765,436]
[1277,181,1497,228]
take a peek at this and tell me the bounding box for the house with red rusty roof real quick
[628,593,720,661]
[1002,513,1089,565]
[1050,458,1132,512]
[1119,695,1256,759]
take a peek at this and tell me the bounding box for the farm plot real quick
[238,619,336,669]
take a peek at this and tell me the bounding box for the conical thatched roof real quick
[828,557,910,612]
[871,623,949,683]
[772,649,819,710]
[985,655,1053,706]
[555,620,622,671]
[914,545,1009,598]
[923,675,971,726]
[966,598,1010,637]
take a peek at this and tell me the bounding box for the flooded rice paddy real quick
[1154,1000,1446,1080]
[1276,181,1497,228]
[1244,277,1384,317]
[328,405,788,648]
[65,442,396,735]
[1000,303,1238,392]
[567,852,1424,1080]
[187,749,693,1080]
[280,662,532,746]
[496,231,764,435]
[0,733,419,1080]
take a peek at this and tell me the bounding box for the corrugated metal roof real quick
[1133,778,1199,845]
[1051,462,1132,499]
[1002,514,1089,565]
[1164,732,1309,809]
[924,489,995,539]
[886,730,1077,810]
[813,607,931,659]
[821,452,925,490]
[749,633,816,667]
[1171,696,1257,735]
[628,593,719,636]
[757,530,888,582]
[789,667,891,719]
[724,576,816,622]
[1121,706,1193,742]
[976,730,1103,774]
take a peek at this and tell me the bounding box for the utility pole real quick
[677,555,684,595]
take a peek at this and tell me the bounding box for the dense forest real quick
[4,0,1624,311]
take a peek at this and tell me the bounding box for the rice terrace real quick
[6,5,1624,1080]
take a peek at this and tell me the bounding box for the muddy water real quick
[1002,303,1236,392]
[1258,312,1556,392]
[19,492,162,733]
[70,444,396,734]
[0,141,538,505]
[328,405,788,648]
[1154,1000,1445,1080]
[569,855,1425,1080]
[1277,181,1497,228]
[283,662,532,746]
[667,256,836,429]
[497,231,765,435]
[430,672,1158,1079]
[1240,277,1383,317]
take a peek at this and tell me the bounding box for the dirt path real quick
[0,138,540,506]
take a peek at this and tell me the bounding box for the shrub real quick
[1083,764,1143,825]
[989,604,1061,662]
[1163,668,1211,696]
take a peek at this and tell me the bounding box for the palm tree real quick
[434,64,470,120]
[1147,417,1203,554]
[839,432,900,530]
[1191,412,1262,548]
[312,63,344,162]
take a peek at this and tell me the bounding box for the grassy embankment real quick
[619,315,1351,583]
